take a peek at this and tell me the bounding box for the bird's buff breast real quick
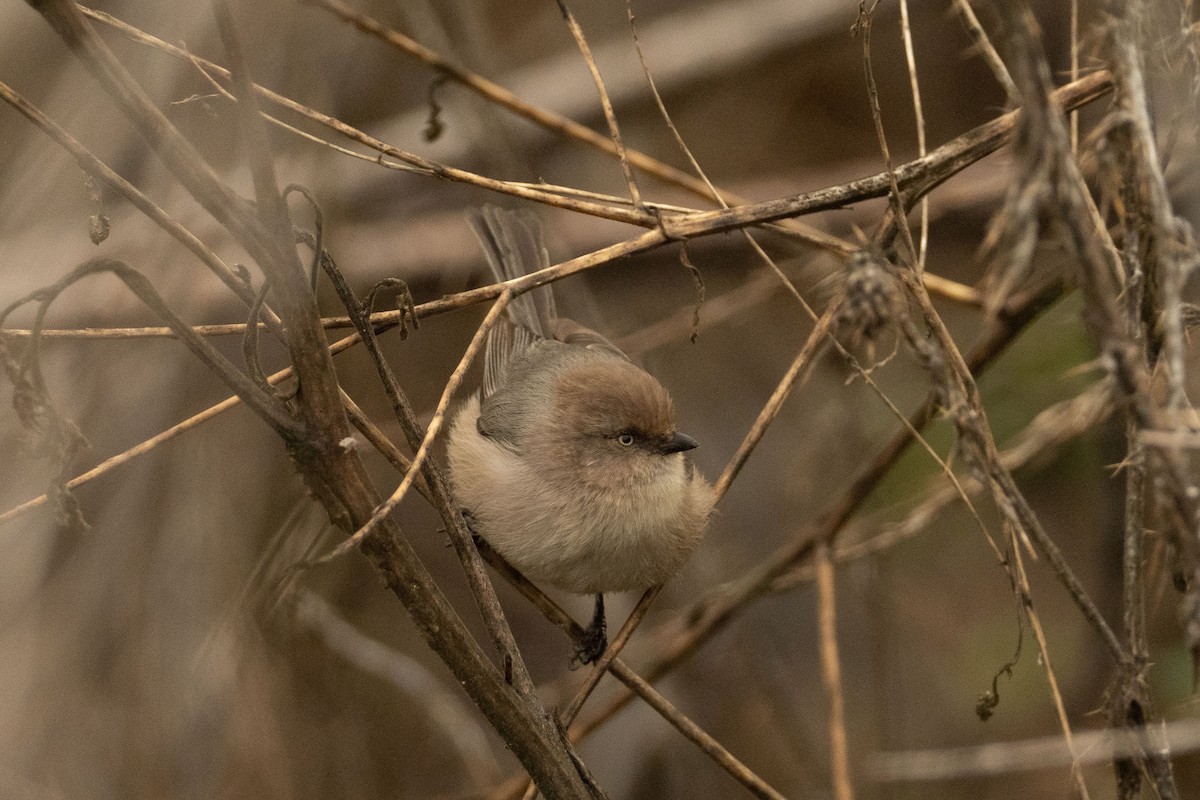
[446,396,706,594]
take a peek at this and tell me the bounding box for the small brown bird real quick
[447,207,714,663]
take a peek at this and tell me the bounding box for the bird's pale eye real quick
[617,432,635,446]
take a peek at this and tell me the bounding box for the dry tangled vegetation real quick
[2,0,1200,798]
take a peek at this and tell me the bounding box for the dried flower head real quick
[836,248,905,344]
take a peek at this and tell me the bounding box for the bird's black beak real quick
[659,431,699,455]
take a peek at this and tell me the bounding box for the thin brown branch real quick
[515,587,664,800]
[1008,535,1092,799]
[322,289,511,559]
[554,0,641,207]
[1070,0,1080,151]
[817,545,854,800]
[0,382,240,526]
[305,0,845,256]
[76,4,1115,256]
[714,309,834,499]
[625,0,719,206]
[951,0,1019,102]
[564,587,661,726]
[856,0,917,266]
[897,0,928,270]
[212,1,293,253]
[339,392,431,504]
[476,542,789,800]
[2,262,982,340]
[769,380,1116,593]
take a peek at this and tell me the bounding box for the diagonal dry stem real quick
[951,0,1018,102]
[321,245,539,700]
[769,380,1116,593]
[554,0,641,208]
[476,542,789,800]
[1009,528,1092,799]
[0,79,288,335]
[897,0,928,270]
[320,290,512,561]
[715,309,833,499]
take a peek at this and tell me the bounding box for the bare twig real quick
[714,308,834,499]
[338,392,432,503]
[951,0,1019,102]
[516,588,664,800]
[320,289,511,559]
[566,588,660,726]
[1007,535,1092,799]
[555,0,641,207]
[476,542,788,800]
[0,79,278,329]
[1,261,983,341]
[817,545,854,800]
[625,0,719,206]
[897,0,928,270]
[1070,0,1080,151]
[305,0,845,255]
[769,380,1116,593]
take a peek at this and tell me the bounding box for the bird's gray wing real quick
[468,206,558,401]
[548,318,630,362]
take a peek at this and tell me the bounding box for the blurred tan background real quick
[1,0,1197,798]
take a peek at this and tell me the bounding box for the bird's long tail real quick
[467,206,558,400]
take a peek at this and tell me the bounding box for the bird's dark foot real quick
[572,624,607,668]
[571,594,608,668]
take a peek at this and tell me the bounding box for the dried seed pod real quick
[836,248,904,343]
[88,212,110,245]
